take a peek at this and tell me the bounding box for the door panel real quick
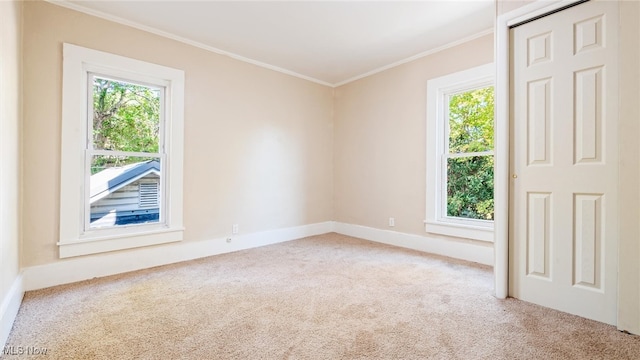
[510,0,618,325]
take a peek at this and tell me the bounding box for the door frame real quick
[494,0,588,299]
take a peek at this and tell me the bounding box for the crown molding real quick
[46,1,493,88]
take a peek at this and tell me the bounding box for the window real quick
[426,64,494,242]
[60,43,185,258]
[88,75,163,229]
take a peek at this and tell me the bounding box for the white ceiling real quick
[59,1,495,86]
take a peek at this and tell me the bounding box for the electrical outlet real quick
[388,217,395,227]
[232,224,239,234]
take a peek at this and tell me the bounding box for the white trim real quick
[494,0,587,300]
[58,228,183,258]
[426,63,495,242]
[334,28,494,87]
[60,43,185,257]
[17,219,492,319]
[90,150,162,158]
[506,0,587,27]
[424,221,493,242]
[448,151,493,159]
[24,222,334,291]
[26,220,495,291]
[334,222,493,266]
[0,275,24,349]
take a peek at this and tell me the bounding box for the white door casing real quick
[509,0,618,325]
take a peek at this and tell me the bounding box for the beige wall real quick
[21,1,334,267]
[333,34,493,237]
[0,0,23,341]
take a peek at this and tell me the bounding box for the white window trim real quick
[426,63,495,242]
[59,43,185,258]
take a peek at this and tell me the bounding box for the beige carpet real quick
[3,233,639,359]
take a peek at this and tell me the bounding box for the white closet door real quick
[510,0,619,325]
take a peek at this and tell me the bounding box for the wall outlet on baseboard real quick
[232,224,239,235]
[388,217,395,227]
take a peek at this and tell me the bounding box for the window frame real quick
[59,43,185,258]
[425,63,495,242]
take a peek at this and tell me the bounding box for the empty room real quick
[1,0,640,358]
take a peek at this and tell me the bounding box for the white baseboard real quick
[22,221,333,291]
[333,222,493,266]
[21,220,491,292]
[1,274,24,349]
[10,220,490,347]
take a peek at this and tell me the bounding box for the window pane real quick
[92,76,161,153]
[448,86,494,153]
[447,155,494,220]
[89,156,161,229]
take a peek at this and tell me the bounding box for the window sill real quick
[424,220,494,242]
[58,227,184,258]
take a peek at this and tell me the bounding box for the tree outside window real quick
[445,86,494,221]
[91,77,161,172]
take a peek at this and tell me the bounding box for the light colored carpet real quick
[3,233,639,359]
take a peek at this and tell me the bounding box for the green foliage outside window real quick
[91,77,160,174]
[447,86,494,220]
